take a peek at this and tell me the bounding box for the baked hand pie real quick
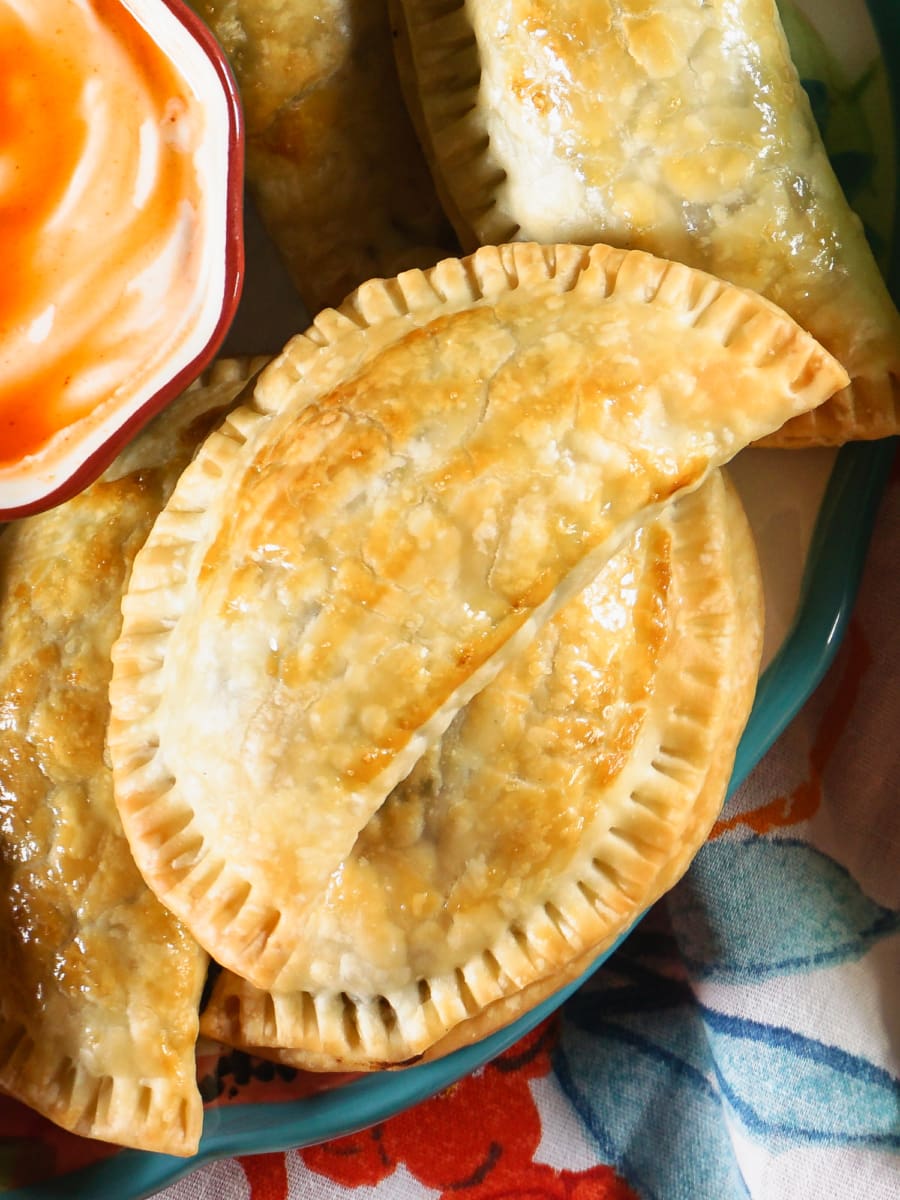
[108,241,845,999]
[393,0,900,446]
[199,469,763,1067]
[186,0,457,314]
[0,358,266,1155]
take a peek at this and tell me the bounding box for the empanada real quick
[394,0,900,445]
[187,0,457,313]
[0,358,266,1155]
[108,242,845,998]
[200,470,763,1067]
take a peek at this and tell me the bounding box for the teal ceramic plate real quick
[1,0,897,1195]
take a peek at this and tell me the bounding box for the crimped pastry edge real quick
[0,1020,204,1157]
[758,370,900,447]
[199,470,763,1068]
[108,240,842,997]
[0,358,269,1157]
[390,0,516,252]
[393,0,900,446]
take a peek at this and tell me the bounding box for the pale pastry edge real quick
[0,1002,205,1157]
[395,0,898,447]
[0,362,270,1157]
[107,241,842,997]
[197,471,764,1069]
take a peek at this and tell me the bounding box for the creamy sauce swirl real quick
[0,0,225,479]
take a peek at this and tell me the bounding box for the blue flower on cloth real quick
[553,831,900,1200]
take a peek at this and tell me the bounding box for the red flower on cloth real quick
[240,1020,637,1199]
[238,1151,289,1199]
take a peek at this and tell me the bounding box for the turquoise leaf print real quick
[556,987,750,1200]
[701,1009,900,1150]
[666,836,900,980]
[557,937,900,1198]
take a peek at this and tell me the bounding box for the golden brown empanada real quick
[187,0,457,314]
[108,242,845,999]
[200,470,763,1067]
[394,0,900,446]
[0,358,266,1155]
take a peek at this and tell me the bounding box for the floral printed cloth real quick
[149,451,900,1200]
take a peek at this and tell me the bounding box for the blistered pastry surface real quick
[200,469,765,1065]
[0,359,263,1154]
[109,243,843,997]
[187,0,457,313]
[399,0,900,444]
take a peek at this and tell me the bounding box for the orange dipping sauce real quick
[0,0,214,469]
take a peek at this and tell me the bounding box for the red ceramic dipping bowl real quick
[0,0,244,519]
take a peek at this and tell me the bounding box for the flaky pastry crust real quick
[187,0,457,313]
[108,243,843,1003]
[395,0,900,446]
[0,358,266,1154]
[201,469,763,1066]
